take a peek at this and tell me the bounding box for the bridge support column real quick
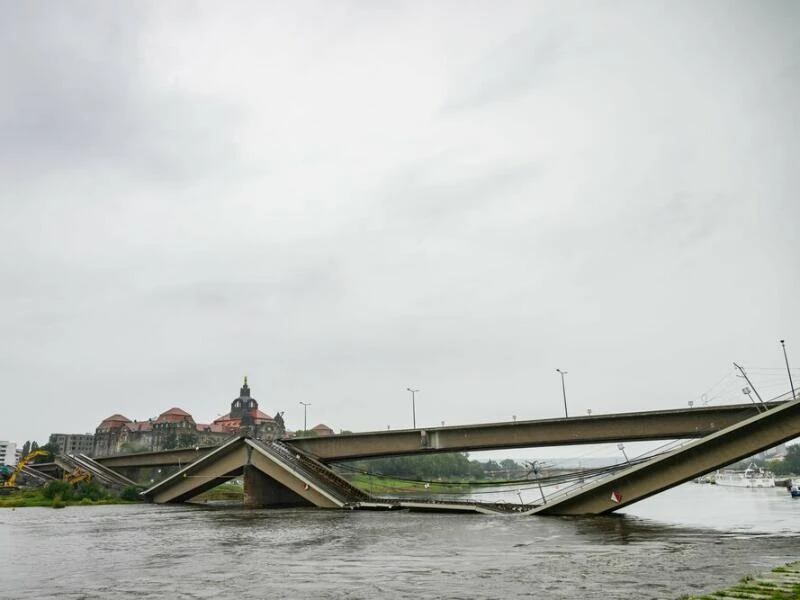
[243,465,313,509]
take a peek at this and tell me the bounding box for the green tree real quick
[773,444,800,476]
[501,459,519,473]
[120,486,141,501]
[294,430,319,438]
[33,442,60,463]
[483,460,502,476]
[345,453,489,480]
[43,480,74,501]
[75,480,106,501]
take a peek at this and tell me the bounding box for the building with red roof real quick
[91,378,286,457]
[311,424,335,436]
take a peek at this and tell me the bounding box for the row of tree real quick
[344,446,800,482]
[340,454,528,480]
[764,444,800,475]
[18,440,59,463]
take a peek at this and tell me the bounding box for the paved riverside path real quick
[687,561,800,599]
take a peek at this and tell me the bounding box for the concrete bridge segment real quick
[531,398,800,515]
[141,437,366,508]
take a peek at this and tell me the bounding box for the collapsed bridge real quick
[139,398,800,515]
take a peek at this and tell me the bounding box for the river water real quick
[0,484,797,600]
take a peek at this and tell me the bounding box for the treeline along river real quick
[0,483,797,599]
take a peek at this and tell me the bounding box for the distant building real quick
[92,377,286,457]
[48,433,95,456]
[311,424,335,437]
[756,443,788,462]
[211,377,282,439]
[0,440,17,466]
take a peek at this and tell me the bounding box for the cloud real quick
[1,1,799,446]
[0,2,241,183]
[441,15,577,112]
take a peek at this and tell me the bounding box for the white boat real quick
[714,463,775,488]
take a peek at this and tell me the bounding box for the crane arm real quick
[4,449,49,488]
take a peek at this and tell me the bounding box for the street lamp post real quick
[617,443,630,464]
[742,386,758,409]
[407,388,419,428]
[734,362,765,411]
[556,369,568,418]
[299,402,311,433]
[780,340,796,400]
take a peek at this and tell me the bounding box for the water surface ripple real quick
[1,484,797,599]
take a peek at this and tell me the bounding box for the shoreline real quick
[685,561,800,599]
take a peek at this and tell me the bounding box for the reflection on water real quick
[0,484,797,600]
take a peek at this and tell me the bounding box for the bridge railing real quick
[250,440,369,504]
[529,437,697,506]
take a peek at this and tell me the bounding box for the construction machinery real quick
[1,449,49,489]
[64,468,92,485]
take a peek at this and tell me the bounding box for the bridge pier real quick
[243,465,312,509]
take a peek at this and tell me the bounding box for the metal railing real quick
[251,440,369,504]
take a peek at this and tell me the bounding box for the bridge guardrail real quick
[250,440,369,504]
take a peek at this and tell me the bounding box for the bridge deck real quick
[55,454,137,489]
[275,402,780,460]
[95,402,777,469]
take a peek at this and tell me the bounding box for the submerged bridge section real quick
[140,437,536,514]
[54,454,138,490]
[142,437,370,508]
[530,398,800,515]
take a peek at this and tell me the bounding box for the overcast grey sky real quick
[2,1,799,447]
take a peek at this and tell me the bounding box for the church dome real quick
[98,414,132,429]
[156,407,195,423]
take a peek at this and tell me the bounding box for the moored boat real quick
[714,463,775,488]
[790,481,800,498]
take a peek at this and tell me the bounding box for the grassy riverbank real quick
[193,482,243,501]
[684,562,800,599]
[0,481,141,508]
[347,473,476,495]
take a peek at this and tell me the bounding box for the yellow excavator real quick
[0,449,49,490]
[65,468,92,485]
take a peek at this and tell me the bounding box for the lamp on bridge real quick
[617,443,630,464]
[556,369,568,418]
[299,402,311,433]
[407,388,419,429]
[780,340,797,400]
[741,387,757,408]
